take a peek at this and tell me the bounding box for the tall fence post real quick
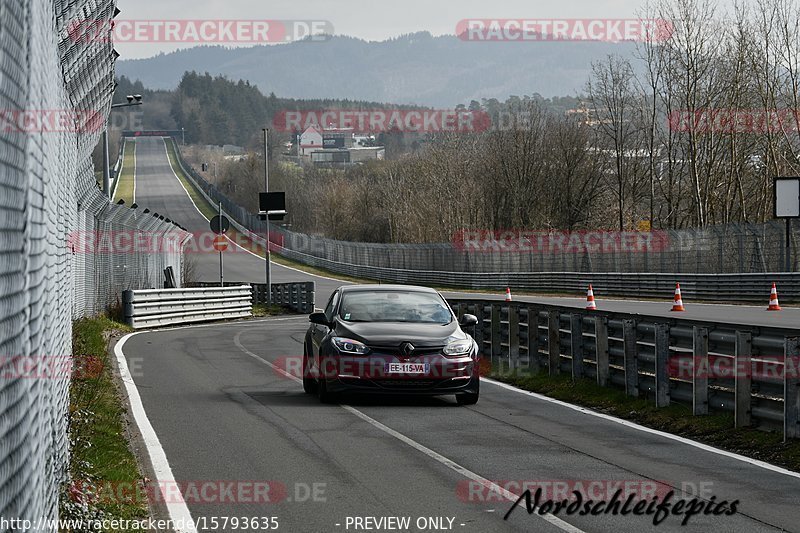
[735,331,752,428]
[570,314,584,380]
[528,307,541,375]
[623,319,639,397]
[784,337,800,441]
[548,310,560,375]
[508,304,519,371]
[654,324,670,407]
[693,327,709,415]
[595,316,609,387]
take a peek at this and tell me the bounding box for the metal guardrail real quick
[123,286,252,329]
[275,248,800,303]
[447,298,800,440]
[188,281,316,313]
[263,282,315,313]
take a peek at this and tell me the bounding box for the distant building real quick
[299,126,323,156]
[299,126,380,164]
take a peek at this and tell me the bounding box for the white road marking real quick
[114,333,197,533]
[482,377,800,480]
[231,331,584,533]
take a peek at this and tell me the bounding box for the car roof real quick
[339,284,438,294]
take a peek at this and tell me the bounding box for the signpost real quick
[211,202,229,286]
[774,177,800,271]
[259,129,289,304]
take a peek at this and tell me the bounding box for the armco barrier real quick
[188,281,316,313]
[123,286,252,329]
[268,282,315,313]
[447,298,800,440]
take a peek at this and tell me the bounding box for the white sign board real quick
[775,177,800,218]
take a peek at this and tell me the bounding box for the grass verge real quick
[113,139,136,204]
[491,369,800,472]
[61,317,147,530]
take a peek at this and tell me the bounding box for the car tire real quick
[302,344,316,394]
[317,373,337,404]
[456,377,480,406]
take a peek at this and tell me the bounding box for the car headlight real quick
[332,337,370,355]
[443,339,473,356]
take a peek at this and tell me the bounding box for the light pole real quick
[103,94,142,198]
[263,128,271,304]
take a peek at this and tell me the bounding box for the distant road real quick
[133,136,800,329]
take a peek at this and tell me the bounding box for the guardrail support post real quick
[122,290,134,327]
[491,304,501,365]
[735,331,752,428]
[570,314,584,380]
[595,316,609,387]
[528,307,540,375]
[784,337,800,441]
[654,324,670,407]
[548,311,560,375]
[623,319,638,397]
[693,327,709,415]
[508,305,520,371]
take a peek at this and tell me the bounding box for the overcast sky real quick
[116,0,739,59]
[116,0,643,59]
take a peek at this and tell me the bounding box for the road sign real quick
[775,177,800,218]
[213,235,228,252]
[259,192,286,220]
[210,215,230,234]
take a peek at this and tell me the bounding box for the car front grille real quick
[373,379,440,389]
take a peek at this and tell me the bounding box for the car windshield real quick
[339,291,453,324]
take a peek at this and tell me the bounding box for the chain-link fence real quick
[0,1,192,529]
[172,140,798,275]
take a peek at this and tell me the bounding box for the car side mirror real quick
[309,312,330,327]
[459,314,478,327]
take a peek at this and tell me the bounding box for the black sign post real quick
[774,177,800,272]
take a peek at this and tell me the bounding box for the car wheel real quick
[302,344,316,394]
[317,377,337,404]
[456,377,479,406]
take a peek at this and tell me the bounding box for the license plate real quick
[384,362,430,374]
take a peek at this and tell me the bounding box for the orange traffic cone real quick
[586,285,597,310]
[505,287,512,302]
[767,283,781,311]
[671,283,685,311]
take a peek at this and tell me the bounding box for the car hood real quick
[334,320,463,346]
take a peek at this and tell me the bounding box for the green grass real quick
[252,303,287,317]
[492,368,800,472]
[62,317,147,529]
[113,140,136,205]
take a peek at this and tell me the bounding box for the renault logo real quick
[400,342,415,358]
